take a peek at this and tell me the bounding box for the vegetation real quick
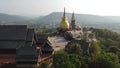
[33,27,120,68]
[91,28,120,48]
[53,51,82,68]
[89,42,101,57]
[95,53,120,68]
[65,43,82,55]
[53,28,120,68]
[40,61,48,68]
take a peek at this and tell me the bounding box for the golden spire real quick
[60,8,70,29]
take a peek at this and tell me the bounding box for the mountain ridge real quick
[0,13,29,22]
[37,12,120,25]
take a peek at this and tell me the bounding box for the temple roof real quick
[42,41,53,52]
[0,25,35,49]
[16,46,39,63]
[26,29,35,42]
[16,46,38,56]
[37,34,51,45]
[0,25,27,41]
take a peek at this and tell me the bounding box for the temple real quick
[0,25,53,68]
[57,8,97,41]
[57,8,83,40]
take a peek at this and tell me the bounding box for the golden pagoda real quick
[60,8,70,29]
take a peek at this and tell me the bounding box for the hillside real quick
[37,12,119,25]
[36,12,120,33]
[0,12,120,33]
[0,13,29,22]
[104,16,120,23]
[0,13,35,25]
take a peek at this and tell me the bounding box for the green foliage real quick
[34,61,48,68]
[80,62,88,68]
[36,28,55,36]
[53,51,70,68]
[108,46,120,63]
[89,42,101,57]
[52,28,120,68]
[92,28,120,48]
[65,43,82,55]
[95,53,120,68]
[92,29,120,41]
[40,61,48,68]
[53,51,82,68]
[69,54,82,68]
[87,53,120,68]
[109,46,120,54]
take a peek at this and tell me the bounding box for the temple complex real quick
[57,8,83,40]
[0,8,97,68]
[57,8,96,41]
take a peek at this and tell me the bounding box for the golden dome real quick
[60,17,69,29]
[60,8,70,29]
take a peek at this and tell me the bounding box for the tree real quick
[95,53,120,68]
[40,61,48,68]
[69,54,82,68]
[87,53,120,68]
[92,28,120,48]
[53,51,82,68]
[65,43,82,55]
[109,46,120,63]
[53,51,70,68]
[88,42,101,57]
[109,46,120,54]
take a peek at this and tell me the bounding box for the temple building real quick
[0,25,53,68]
[36,35,53,54]
[57,8,97,41]
[16,46,40,68]
[57,8,83,40]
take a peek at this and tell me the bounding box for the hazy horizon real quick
[1,0,120,17]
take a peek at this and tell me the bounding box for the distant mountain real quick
[0,12,120,33]
[104,16,120,23]
[0,13,29,22]
[37,16,44,19]
[0,13,37,25]
[1,12,120,25]
[37,12,120,25]
[36,12,120,33]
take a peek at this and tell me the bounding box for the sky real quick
[0,0,120,17]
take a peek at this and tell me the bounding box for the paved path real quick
[48,36,69,51]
